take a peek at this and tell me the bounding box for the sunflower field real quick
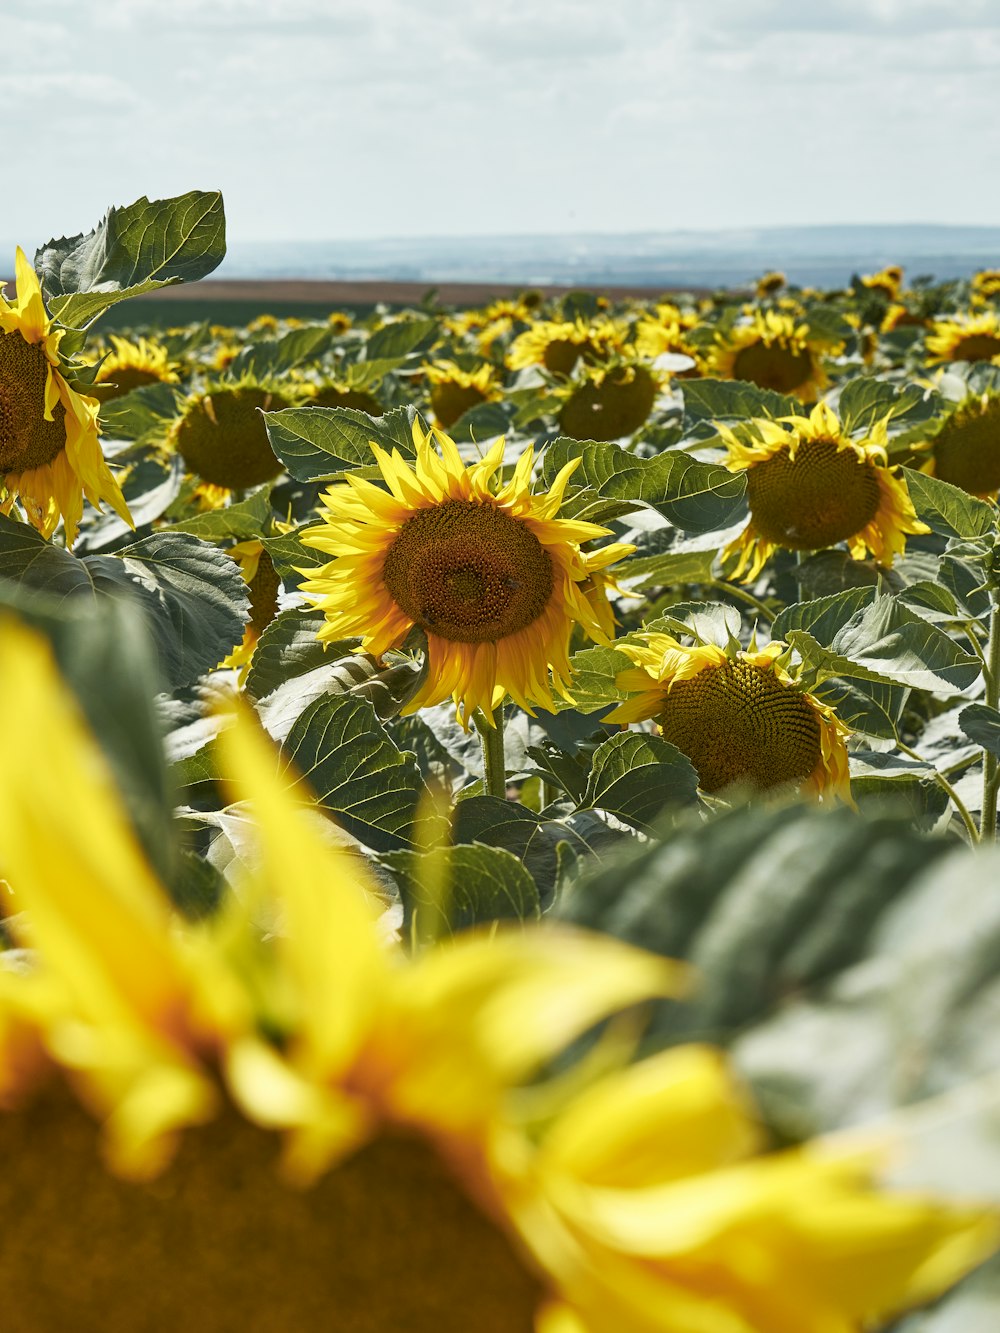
[5,189,1000,1330]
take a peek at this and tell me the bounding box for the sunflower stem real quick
[980,591,1000,840]
[474,707,507,800]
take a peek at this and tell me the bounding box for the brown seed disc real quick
[932,397,1000,496]
[657,658,822,792]
[382,499,553,643]
[945,333,1000,362]
[0,329,67,473]
[310,387,383,416]
[731,339,816,394]
[173,387,289,489]
[558,367,657,442]
[429,380,489,429]
[745,439,882,550]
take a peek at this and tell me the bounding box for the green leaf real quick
[959,703,1000,759]
[281,692,429,851]
[244,608,340,700]
[364,317,439,361]
[904,469,996,539]
[164,485,274,541]
[381,843,540,943]
[541,437,746,535]
[848,751,950,827]
[264,404,417,483]
[680,378,800,427]
[620,544,719,590]
[557,642,635,712]
[830,594,981,693]
[76,448,183,554]
[835,378,942,435]
[35,190,226,329]
[0,518,247,689]
[446,400,513,444]
[229,326,334,380]
[773,587,877,646]
[580,733,699,829]
[98,382,180,442]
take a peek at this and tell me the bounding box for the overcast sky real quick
[3,0,999,249]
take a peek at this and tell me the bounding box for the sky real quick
[2,0,999,250]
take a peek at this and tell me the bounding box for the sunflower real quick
[633,317,703,377]
[425,359,502,429]
[719,400,928,581]
[167,379,292,491]
[710,311,840,402]
[972,269,1000,301]
[91,334,181,399]
[219,539,282,675]
[860,266,904,301]
[919,391,1000,497]
[880,303,927,334]
[926,311,1000,364]
[0,619,995,1333]
[755,270,786,298]
[507,317,624,377]
[558,361,664,441]
[0,248,132,545]
[606,632,852,801]
[298,418,633,723]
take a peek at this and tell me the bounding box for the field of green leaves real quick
[4,188,1000,1330]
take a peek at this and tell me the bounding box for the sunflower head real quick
[298,418,633,723]
[927,312,1000,365]
[972,269,1000,301]
[719,400,928,581]
[861,266,904,301]
[506,317,624,376]
[607,631,852,801]
[920,391,1000,497]
[91,335,181,399]
[711,311,839,402]
[881,302,927,334]
[0,248,132,545]
[424,359,501,429]
[558,361,662,441]
[755,270,786,298]
[167,378,291,490]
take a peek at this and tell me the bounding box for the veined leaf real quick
[580,733,699,830]
[264,404,418,482]
[904,469,996,540]
[382,843,540,942]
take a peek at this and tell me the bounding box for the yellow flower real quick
[0,248,132,545]
[92,334,181,399]
[755,270,786,298]
[425,359,502,429]
[719,400,928,581]
[926,311,1000,364]
[710,311,840,402]
[606,632,852,801]
[219,539,282,675]
[881,303,927,334]
[918,391,1000,498]
[861,266,904,301]
[633,317,703,376]
[1,618,994,1331]
[167,380,291,490]
[507,317,625,376]
[972,269,1000,301]
[298,418,633,723]
[558,362,664,442]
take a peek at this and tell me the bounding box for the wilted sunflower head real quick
[0,248,132,545]
[920,391,1000,497]
[558,361,664,441]
[91,334,181,399]
[861,266,904,301]
[711,311,839,402]
[167,379,291,490]
[719,400,928,581]
[607,631,852,802]
[926,312,1000,365]
[1,617,996,1333]
[298,418,633,723]
[424,359,502,429]
[507,317,624,376]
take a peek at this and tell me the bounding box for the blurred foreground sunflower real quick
[918,391,1000,497]
[711,311,839,401]
[298,418,632,722]
[91,334,181,399]
[0,249,132,544]
[926,312,1000,364]
[0,619,996,1333]
[607,631,852,801]
[719,401,927,581]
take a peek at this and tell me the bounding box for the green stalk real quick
[981,592,1000,840]
[896,740,979,846]
[474,706,507,800]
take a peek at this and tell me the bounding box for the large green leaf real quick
[35,190,226,330]
[959,703,1000,759]
[281,693,429,851]
[381,843,540,942]
[164,485,275,541]
[364,317,439,361]
[541,437,747,534]
[229,326,334,381]
[244,608,341,700]
[264,404,418,482]
[98,382,180,442]
[0,518,247,689]
[835,378,941,435]
[579,733,699,830]
[680,379,799,427]
[904,470,996,540]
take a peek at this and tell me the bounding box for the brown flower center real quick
[172,387,289,489]
[745,438,882,550]
[311,386,383,416]
[248,549,281,635]
[657,658,821,793]
[731,339,816,394]
[382,500,553,643]
[947,333,1000,362]
[559,367,657,442]
[95,365,168,399]
[429,379,490,429]
[0,1092,541,1333]
[932,397,1000,496]
[0,329,67,474]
